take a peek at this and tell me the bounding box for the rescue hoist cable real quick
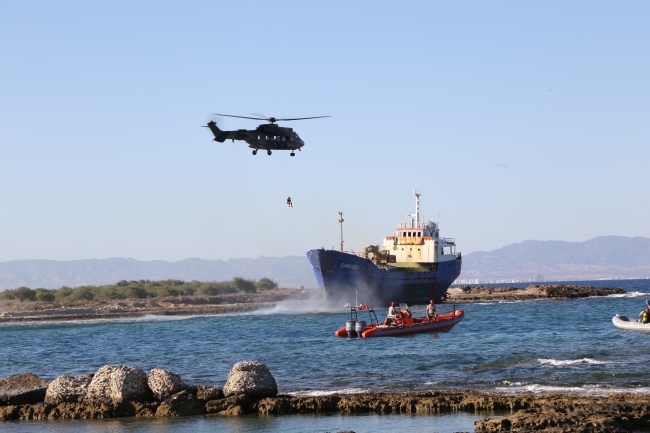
[281,152,291,207]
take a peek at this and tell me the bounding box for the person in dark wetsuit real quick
[286,197,292,207]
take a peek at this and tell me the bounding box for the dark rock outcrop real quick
[155,390,203,417]
[132,401,160,417]
[45,374,93,404]
[3,389,650,430]
[196,385,224,401]
[447,284,626,302]
[0,373,49,405]
[205,394,251,416]
[223,361,277,398]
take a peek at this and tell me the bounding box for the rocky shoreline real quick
[0,288,308,323]
[2,362,649,432]
[446,284,626,303]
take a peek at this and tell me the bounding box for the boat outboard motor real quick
[355,320,366,336]
[345,320,357,337]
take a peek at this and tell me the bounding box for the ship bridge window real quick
[408,232,411,237]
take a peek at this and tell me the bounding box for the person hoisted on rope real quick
[286,196,293,208]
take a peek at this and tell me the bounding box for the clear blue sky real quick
[1,1,648,262]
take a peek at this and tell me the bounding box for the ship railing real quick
[398,222,426,229]
[441,238,455,245]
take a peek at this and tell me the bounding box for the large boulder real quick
[155,390,203,417]
[223,361,277,398]
[0,373,49,405]
[44,374,93,404]
[83,365,148,404]
[147,369,187,401]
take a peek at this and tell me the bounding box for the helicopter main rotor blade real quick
[274,116,331,121]
[215,114,268,121]
[214,114,331,122]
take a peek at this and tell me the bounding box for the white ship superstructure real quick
[382,190,458,265]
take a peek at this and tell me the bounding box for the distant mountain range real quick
[458,236,650,282]
[0,256,317,290]
[1,236,648,290]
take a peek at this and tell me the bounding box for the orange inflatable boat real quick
[335,304,464,338]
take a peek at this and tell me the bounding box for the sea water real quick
[1,279,649,432]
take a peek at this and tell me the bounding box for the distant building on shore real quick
[454,279,480,285]
[454,275,544,285]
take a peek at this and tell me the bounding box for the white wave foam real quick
[288,388,370,397]
[0,314,205,327]
[538,358,608,366]
[499,381,524,386]
[608,291,649,298]
[494,383,650,396]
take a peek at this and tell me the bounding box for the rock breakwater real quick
[446,284,626,302]
[2,362,650,432]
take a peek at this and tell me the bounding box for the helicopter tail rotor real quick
[202,112,229,142]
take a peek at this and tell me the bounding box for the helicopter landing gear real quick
[267,150,272,156]
[290,152,295,157]
[252,149,257,155]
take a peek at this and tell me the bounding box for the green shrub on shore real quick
[0,277,280,303]
[232,277,256,293]
[35,288,56,302]
[255,277,279,291]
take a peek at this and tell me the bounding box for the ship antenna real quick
[414,189,421,226]
[338,211,344,252]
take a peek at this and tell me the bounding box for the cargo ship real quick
[306,190,461,306]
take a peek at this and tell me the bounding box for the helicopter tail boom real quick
[206,121,230,143]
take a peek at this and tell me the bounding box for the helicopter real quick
[203,114,329,156]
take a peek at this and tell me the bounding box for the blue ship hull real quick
[306,249,461,307]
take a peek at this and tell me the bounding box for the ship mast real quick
[408,189,421,227]
[338,211,344,252]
